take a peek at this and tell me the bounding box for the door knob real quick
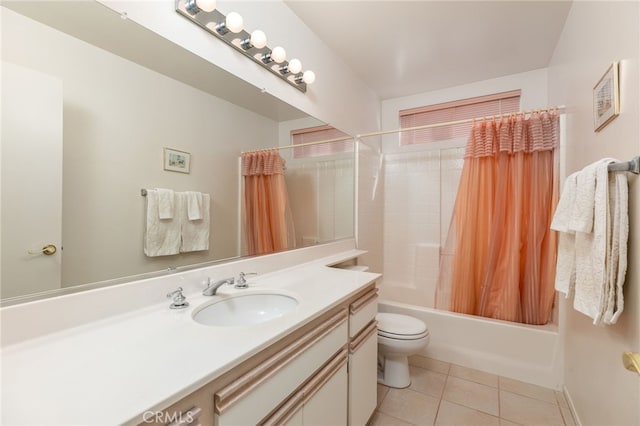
[622,352,640,375]
[28,244,57,255]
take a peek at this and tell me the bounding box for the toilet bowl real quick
[377,313,430,388]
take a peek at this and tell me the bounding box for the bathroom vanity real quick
[146,281,378,426]
[0,242,379,425]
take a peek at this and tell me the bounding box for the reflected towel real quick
[180,193,210,252]
[186,191,203,221]
[157,188,175,219]
[144,189,181,257]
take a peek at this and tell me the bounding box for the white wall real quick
[2,9,276,287]
[547,2,640,425]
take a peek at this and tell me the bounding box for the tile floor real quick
[370,355,576,426]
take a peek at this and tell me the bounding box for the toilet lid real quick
[376,313,427,336]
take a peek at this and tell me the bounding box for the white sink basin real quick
[193,293,298,327]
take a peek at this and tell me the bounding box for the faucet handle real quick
[235,272,257,289]
[166,287,189,309]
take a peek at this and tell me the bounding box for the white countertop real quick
[1,254,379,425]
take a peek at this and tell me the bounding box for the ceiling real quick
[286,1,573,100]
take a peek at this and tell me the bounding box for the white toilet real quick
[376,313,430,388]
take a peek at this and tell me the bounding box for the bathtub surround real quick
[379,300,563,390]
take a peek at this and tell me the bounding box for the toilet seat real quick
[377,313,429,340]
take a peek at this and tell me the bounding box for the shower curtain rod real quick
[240,105,566,155]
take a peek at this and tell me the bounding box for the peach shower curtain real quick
[242,150,296,256]
[436,111,559,325]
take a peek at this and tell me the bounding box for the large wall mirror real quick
[0,1,355,304]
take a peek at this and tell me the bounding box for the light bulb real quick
[271,46,286,63]
[302,70,316,84]
[288,58,302,74]
[225,12,244,33]
[196,0,216,12]
[250,30,267,49]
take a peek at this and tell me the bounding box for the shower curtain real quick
[241,150,296,256]
[436,111,559,325]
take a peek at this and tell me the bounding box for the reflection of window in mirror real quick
[291,125,352,158]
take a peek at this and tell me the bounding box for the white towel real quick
[572,158,632,325]
[569,161,601,233]
[144,189,181,257]
[186,191,203,221]
[551,172,579,297]
[551,172,579,232]
[573,160,610,323]
[157,188,175,219]
[180,193,210,252]
[603,173,628,325]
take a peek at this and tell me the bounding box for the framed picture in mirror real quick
[164,147,191,173]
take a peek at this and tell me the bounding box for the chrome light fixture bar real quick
[176,0,315,93]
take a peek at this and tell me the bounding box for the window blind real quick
[399,90,521,145]
[291,125,352,158]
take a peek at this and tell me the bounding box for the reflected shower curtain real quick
[436,112,559,325]
[241,150,296,256]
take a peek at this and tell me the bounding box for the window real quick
[399,90,521,145]
[291,125,352,159]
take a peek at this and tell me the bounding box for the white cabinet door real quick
[302,364,348,426]
[1,61,63,298]
[348,326,378,426]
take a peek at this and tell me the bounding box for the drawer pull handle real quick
[350,289,378,314]
[350,320,377,353]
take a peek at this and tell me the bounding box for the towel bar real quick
[607,156,639,174]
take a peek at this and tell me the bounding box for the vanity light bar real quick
[175,0,313,93]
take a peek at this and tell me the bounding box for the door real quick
[1,61,63,298]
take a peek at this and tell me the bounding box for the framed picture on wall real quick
[163,147,191,173]
[593,62,620,132]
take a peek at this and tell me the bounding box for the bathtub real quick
[378,299,564,390]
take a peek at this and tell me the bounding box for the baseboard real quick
[563,385,582,426]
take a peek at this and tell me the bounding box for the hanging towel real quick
[144,189,181,257]
[551,158,629,325]
[569,161,600,233]
[180,193,210,252]
[603,172,628,325]
[551,172,579,297]
[186,191,203,221]
[573,158,626,325]
[551,172,579,232]
[157,188,175,219]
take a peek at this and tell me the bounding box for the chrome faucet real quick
[202,277,235,296]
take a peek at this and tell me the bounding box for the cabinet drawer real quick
[349,286,378,338]
[215,310,348,426]
[261,348,348,426]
